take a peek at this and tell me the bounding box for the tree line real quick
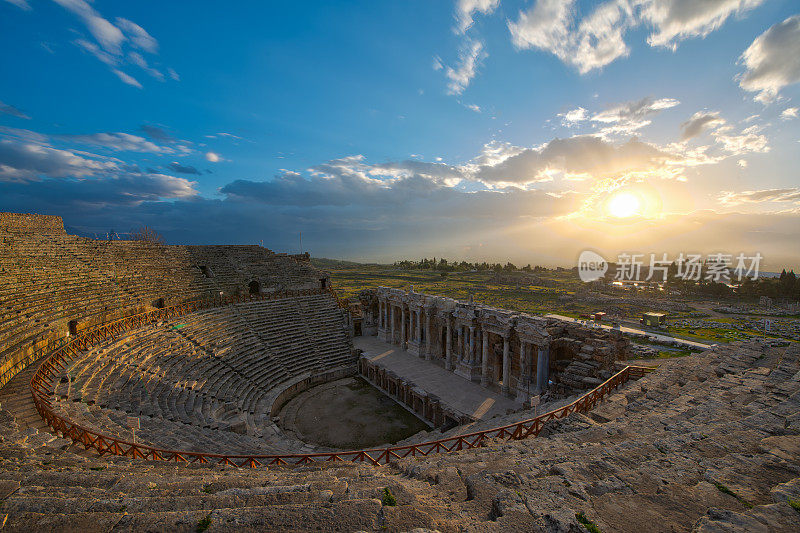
[392,258,549,273]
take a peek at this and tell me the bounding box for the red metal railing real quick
[30,292,654,468]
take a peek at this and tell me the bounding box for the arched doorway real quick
[68,319,78,336]
[248,281,260,295]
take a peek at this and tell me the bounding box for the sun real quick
[606,191,642,218]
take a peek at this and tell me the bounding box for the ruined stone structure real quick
[0,213,330,390]
[359,357,470,428]
[371,287,629,402]
[0,212,358,456]
[1,212,798,531]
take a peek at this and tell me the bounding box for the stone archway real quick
[248,280,260,295]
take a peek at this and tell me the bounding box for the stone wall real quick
[371,287,630,401]
[0,212,65,234]
[359,356,469,428]
[269,365,358,418]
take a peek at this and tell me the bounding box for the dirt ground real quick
[285,377,429,449]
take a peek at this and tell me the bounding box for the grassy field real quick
[315,259,595,316]
[666,323,792,344]
[314,259,655,318]
[316,259,798,346]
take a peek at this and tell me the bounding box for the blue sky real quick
[1,0,799,268]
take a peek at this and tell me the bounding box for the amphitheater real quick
[0,212,798,532]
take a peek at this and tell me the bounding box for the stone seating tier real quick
[48,295,355,453]
[0,225,329,389]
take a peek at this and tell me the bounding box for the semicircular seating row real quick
[49,294,354,455]
[0,230,326,390]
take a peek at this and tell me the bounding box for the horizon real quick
[2,1,799,270]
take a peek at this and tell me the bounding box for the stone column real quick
[536,345,549,392]
[481,329,489,386]
[469,326,476,365]
[390,305,396,344]
[462,326,468,362]
[445,320,453,370]
[416,308,422,344]
[502,335,511,395]
[425,311,433,360]
[400,305,406,349]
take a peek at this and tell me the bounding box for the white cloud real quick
[554,97,679,134]
[592,96,679,123]
[64,132,178,153]
[465,103,481,113]
[559,107,588,126]
[591,96,679,136]
[205,152,221,163]
[780,107,799,120]
[509,0,766,73]
[0,126,50,144]
[641,0,766,49]
[128,51,164,81]
[112,69,143,89]
[3,0,31,10]
[52,0,176,88]
[680,110,726,140]
[74,38,117,66]
[471,135,677,185]
[454,0,500,34]
[444,39,485,95]
[472,140,526,167]
[571,0,633,73]
[508,0,633,73]
[509,0,575,64]
[712,124,769,154]
[0,101,30,119]
[719,187,800,207]
[53,0,125,54]
[0,139,117,182]
[115,17,158,53]
[738,15,800,103]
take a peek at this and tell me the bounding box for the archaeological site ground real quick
[0,212,798,532]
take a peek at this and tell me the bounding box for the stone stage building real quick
[366,287,630,403]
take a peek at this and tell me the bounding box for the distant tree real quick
[130,225,164,244]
